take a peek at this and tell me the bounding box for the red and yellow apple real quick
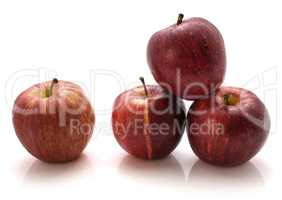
[187,86,270,166]
[147,14,226,100]
[12,79,95,163]
[112,78,186,159]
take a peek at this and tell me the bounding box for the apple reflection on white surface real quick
[23,154,94,185]
[19,143,268,193]
[118,154,185,187]
[116,148,268,192]
[187,160,265,192]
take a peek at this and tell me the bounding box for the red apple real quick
[112,77,186,159]
[187,86,270,166]
[12,79,95,163]
[147,14,226,100]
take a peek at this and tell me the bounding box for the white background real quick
[0,0,281,199]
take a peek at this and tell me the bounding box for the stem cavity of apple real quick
[223,94,239,106]
[139,77,148,97]
[176,13,184,25]
[46,78,59,97]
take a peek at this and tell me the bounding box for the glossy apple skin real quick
[187,87,270,166]
[112,85,186,159]
[147,17,226,100]
[12,80,95,163]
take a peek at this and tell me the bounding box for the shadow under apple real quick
[187,160,265,191]
[118,154,185,188]
[24,153,94,185]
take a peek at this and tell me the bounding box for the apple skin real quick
[147,16,226,100]
[12,80,95,163]
[112,85,186,159]
[187,86,270,166]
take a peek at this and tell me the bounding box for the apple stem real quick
[223,94,239,106]
[139,77,148,97]
[176,13,184,25]
[47,78,59,97]
[223,94,230,105]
